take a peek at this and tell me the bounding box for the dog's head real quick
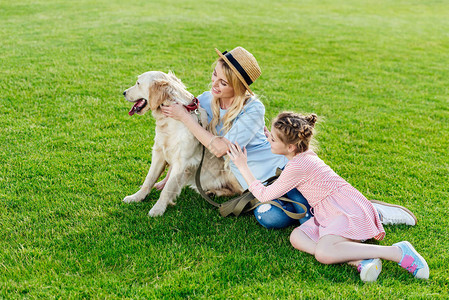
[123,71,188,116]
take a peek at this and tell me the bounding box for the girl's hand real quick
[227,142,248,169]
[160,103,189,122]
[264,126,271,138]
[228,142,258,186]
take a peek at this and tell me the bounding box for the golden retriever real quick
[122,71,243,216]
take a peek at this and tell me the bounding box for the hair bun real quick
[306,114,317,127]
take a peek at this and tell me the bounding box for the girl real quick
[227,112,429,282]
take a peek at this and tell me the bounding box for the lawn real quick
[1,0,448,298]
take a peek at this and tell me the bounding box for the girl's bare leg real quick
[314,235,402,265]
[289,227,317,255]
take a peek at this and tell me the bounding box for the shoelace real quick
[357,260,371,273]
[400,254,418,275]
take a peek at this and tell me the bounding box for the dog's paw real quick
[123,194,144,203]
[148,205,166,217]
[206,191,216,197]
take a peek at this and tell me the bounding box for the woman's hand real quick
[227,142,248,169]
[160,103,189,122]
[208,136,232,157]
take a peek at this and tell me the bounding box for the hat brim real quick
[215,48,254,95]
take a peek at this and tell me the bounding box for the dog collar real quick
[183,97,202,126]
[183,97,199,112]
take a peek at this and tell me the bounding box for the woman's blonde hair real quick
[207,58,253,135]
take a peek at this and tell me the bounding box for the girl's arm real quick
[161,103,230,157]
[228,143,300,202]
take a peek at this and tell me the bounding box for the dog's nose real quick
[123,91,126,96]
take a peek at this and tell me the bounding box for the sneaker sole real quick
[370,199,418,225]
[401,241,430,279]
[360,258,382,282]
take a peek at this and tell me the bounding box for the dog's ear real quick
[148,79,170,110]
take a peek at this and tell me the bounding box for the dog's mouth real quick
[128,99,147,116]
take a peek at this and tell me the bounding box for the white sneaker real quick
[371,200,417,226]
[358,258,382,282]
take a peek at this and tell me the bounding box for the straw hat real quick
[215,47,261,95]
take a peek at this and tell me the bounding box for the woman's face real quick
[211,61,235,101]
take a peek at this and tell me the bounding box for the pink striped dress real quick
[249,149,385,243]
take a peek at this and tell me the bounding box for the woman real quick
[160,46,416,229]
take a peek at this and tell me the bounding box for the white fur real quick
[123,71,243,216]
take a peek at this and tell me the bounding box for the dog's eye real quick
[137,82,140,85]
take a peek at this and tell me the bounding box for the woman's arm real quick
[160,103,230,157]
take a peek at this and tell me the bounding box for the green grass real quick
[1,0,448,298]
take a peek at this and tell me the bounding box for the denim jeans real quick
[253,188,312,229]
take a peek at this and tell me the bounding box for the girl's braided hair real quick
[272,112,318,154]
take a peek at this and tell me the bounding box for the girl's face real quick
[268,128,289,156]
[211,62,235,101]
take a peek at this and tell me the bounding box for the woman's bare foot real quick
[154,177,168,190]
[154,166,171,191]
